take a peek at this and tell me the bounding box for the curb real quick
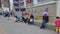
[34,20,55,30]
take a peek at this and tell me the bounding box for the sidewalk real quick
[7,16,55,30]
[0,23,7,34]
[34,20,54,26]
[34,20,55,30]
[0,16,56,34]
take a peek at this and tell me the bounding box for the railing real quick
[26,3,34,7]
[26,0,57,7]
[38,0,57,4]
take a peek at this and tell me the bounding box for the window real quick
[20,8,25,11]
[14,3,19,6]
[20,0,23,1]
[30,0,33,3]
[15,8,19,11]
[13,0,18,1]
[20,2,24,6]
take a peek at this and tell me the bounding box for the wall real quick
[56,0,60,17]
[3,7,9,12]
[26,3,56,16]
[3,0,9,7]
[10,0,13,10]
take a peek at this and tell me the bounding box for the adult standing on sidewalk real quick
[15,11,22,22]
[40,11,49,29]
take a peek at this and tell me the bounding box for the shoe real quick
[40,27,43,29]
[15,20,18,22]
[40,27,45,29]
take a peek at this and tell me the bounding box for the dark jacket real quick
[43,16,49,22]
[30,15,34,19]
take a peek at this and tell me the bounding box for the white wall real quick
[56,0,60,17]
[1,4,9,12]
[33,0,38,6]
[3,7,9,12]
[24,0,26,8]
[10,0,13,11]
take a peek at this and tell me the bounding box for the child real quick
[29,14,34,24]
[54,16,60,34]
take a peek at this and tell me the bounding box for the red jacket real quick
[22,13,26,17]
[54,19,60,26]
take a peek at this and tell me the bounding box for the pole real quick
[1,0,3,12]
[8,0,10,11]
[0,0,2,8]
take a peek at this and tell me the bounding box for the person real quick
[2,11,6,17]
[24,13,29,23]
[42,11,48,16]
[10,12,13,16]
[54,16,60,34]
[3,10,8,17]
[15,11,22,22]
[22,12,26,22]
[40,14,49,29]
[29,14,34,24]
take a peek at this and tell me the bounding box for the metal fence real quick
[26,0,57,7]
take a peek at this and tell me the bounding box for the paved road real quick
[0,16,56,34]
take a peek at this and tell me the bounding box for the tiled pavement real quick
[0,16,56,34]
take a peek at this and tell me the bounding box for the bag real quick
[30,18,34,22]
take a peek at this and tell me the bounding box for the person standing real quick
[15,11,22,22]
[54,16,60,34]
[40,13,49,29]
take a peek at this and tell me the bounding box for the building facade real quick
[25,0,57,16]
[13,0,25,11]
[12,0,60,17]
[56,0,60,17]
[0,0,2,12]
[0,0,9,12]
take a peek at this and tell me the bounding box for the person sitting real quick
[29,14,34,24]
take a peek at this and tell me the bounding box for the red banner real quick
[28,0,31,4]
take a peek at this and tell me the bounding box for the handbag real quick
[30,18,34,22]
